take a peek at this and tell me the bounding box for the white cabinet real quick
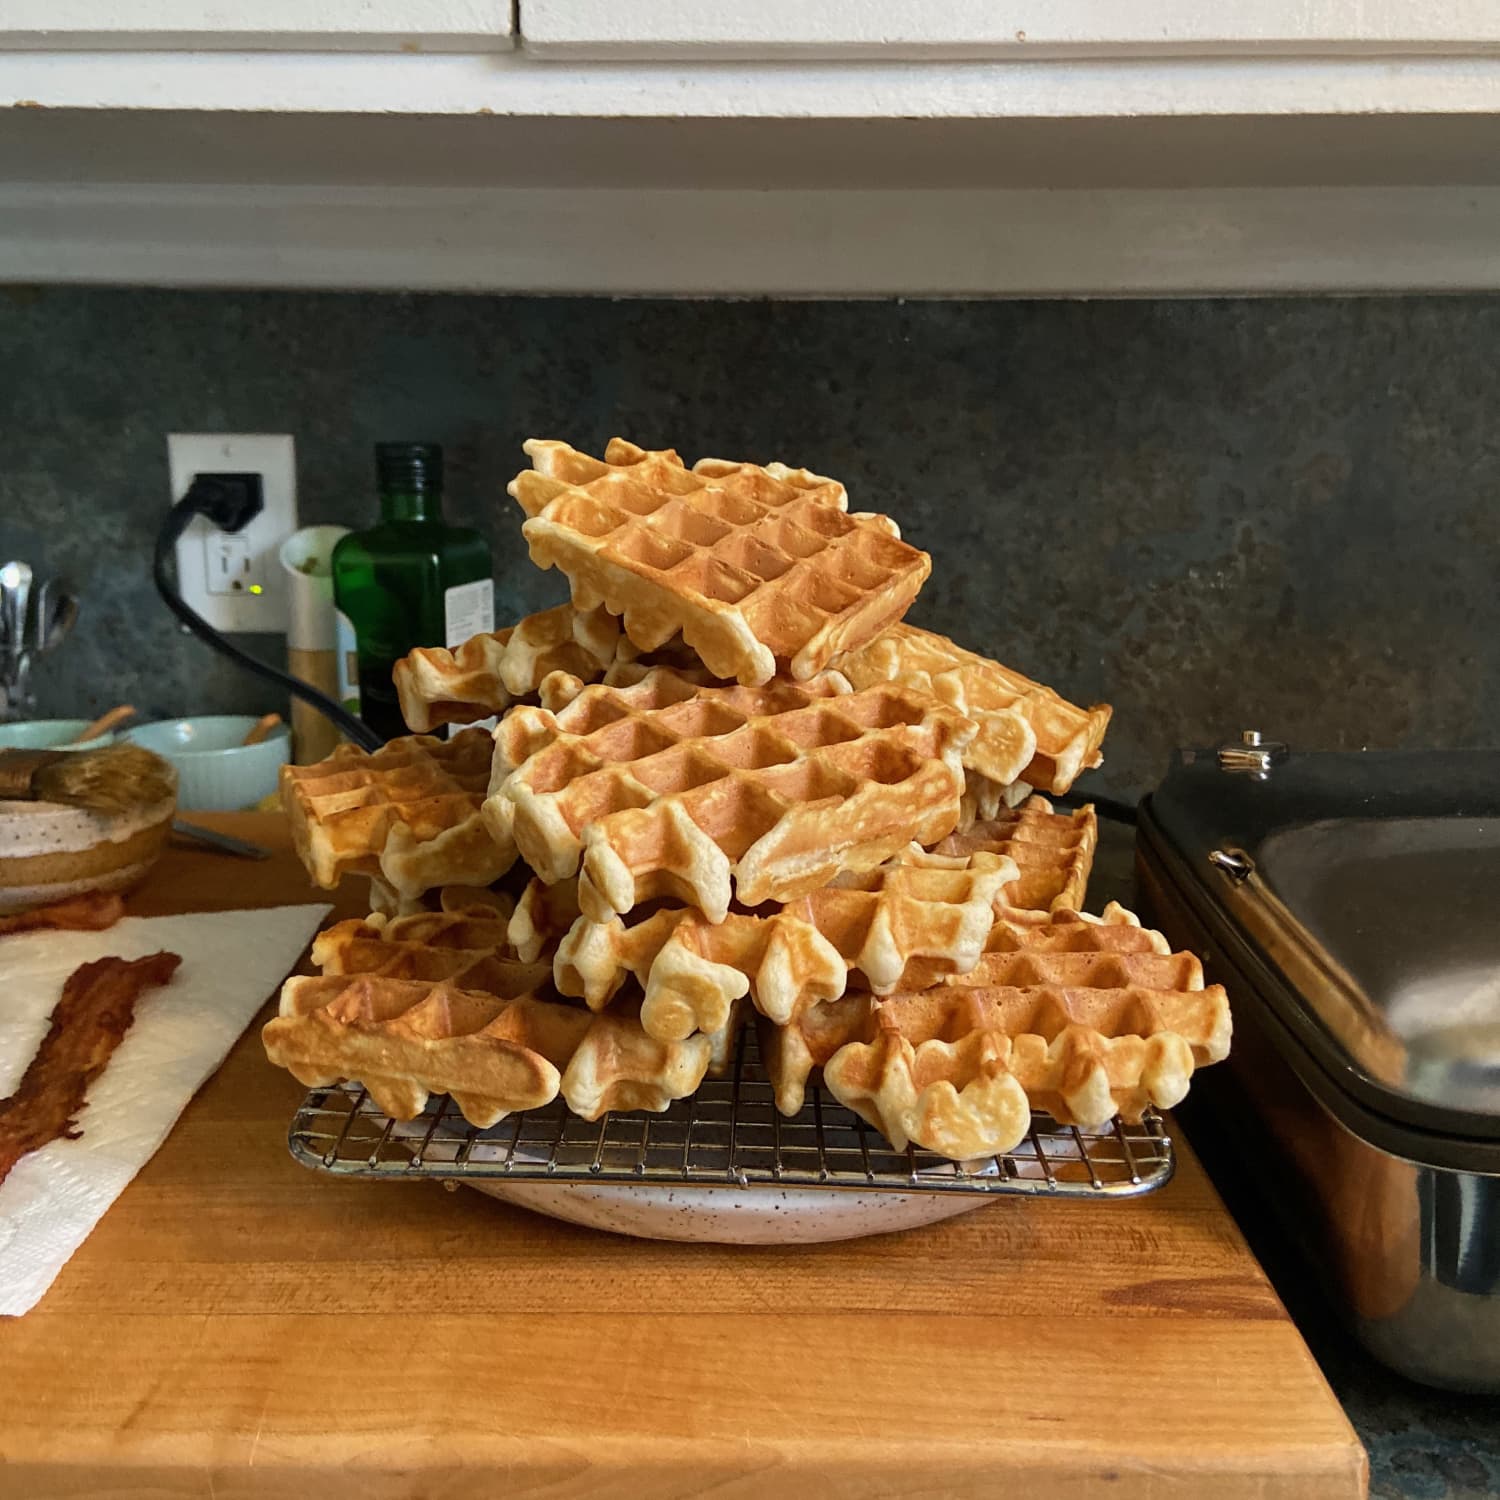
[0,0,511,52]
[2,1,1499,294]
[9,0,1491,61]
[521,0,1500,60]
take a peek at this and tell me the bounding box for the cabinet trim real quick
[5,182,1499,295]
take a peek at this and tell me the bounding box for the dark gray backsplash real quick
[2,287,1495,800]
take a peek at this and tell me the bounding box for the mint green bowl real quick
[124,715,291,811]
[0,719,114,753]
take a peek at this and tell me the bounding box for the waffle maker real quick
[1136,738,1500,1391]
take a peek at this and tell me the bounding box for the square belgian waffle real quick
[509,438,931,686]
[837,623,1112,794]
[764,903,1231,1159]
[552,849,1019,1042]
[280,729,515,899]
[312,906,545,994]
[932,795,1099,913]
[484,667,976,922]
[265,972,741,1128]
[392,601,624,734]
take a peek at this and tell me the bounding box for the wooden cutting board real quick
[0,814,1367,1499]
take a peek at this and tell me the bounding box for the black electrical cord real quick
[154,478,384,752]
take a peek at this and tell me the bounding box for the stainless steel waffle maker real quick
[1136,738,1500,1391]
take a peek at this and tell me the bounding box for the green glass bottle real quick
[332,442,493,742]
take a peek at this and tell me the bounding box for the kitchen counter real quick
[0,814,1366,1499]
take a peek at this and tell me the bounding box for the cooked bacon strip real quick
[0,951,181,1190]
[0,891,127,936]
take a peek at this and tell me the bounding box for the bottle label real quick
[335,609,361,712]
[444,579,496,648]
[444,580,497,735]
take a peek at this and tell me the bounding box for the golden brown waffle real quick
[823,977,1228,1158]
[436,884,518,920]
[508,875,582,962]
[533,640,724,721]
[485,668,975,922]
[281,730,515,900]
[836,623,1111,794]
[762,903,1229,1157]
[265,974,732,1127]
[392,602,623,734]
[760,901,1154,1117]
[312,906,540,995]
[553,851,1018,1042]
[930,795,1098,913]
[509,438,931,686]
[393,611,719,734]
[973,898,1170,955]
[957,771,1031,830]
[600,644,722,691]
[368,879,519,922]
[273,881,751,1124]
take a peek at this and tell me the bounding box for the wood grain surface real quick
[0,814,1368,1499]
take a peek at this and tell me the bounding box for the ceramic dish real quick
[375,1112,1001,1244]
[0,792,177,912]
[462,1177,991,1243]
[125,715,291,811]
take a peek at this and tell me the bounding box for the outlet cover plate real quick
[167,433,297,633]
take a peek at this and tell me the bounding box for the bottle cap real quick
[375,442,444,493]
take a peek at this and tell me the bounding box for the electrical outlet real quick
[205,533,256,596]
[167,434,297,632]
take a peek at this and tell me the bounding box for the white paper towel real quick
[0,903,331,1315]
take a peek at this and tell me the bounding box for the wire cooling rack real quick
[288,1027,1173,1199]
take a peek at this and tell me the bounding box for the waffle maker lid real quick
[1139,742,1500,1147]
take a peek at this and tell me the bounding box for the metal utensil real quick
[0,666,25,718]
[1,561,32,653]
[0,561,29,654]
[0,561,34,711]
[170,817,272,860]
[28,576,52,653]
[32,576,80,655]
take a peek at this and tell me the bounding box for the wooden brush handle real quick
[73,705,136,743]
[242,713,283,747]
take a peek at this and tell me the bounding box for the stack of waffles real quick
[265,439,1229,1159]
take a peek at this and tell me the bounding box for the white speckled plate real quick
[463,1176,995,1243]
[370,1099,1007,1243]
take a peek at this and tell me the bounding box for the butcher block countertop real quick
[0,813,1367,1500]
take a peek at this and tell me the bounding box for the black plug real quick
[153,467,384,752]
[184,471,264,532]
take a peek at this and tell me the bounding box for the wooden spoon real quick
[70,704,136,743]
[242,712,283,747]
